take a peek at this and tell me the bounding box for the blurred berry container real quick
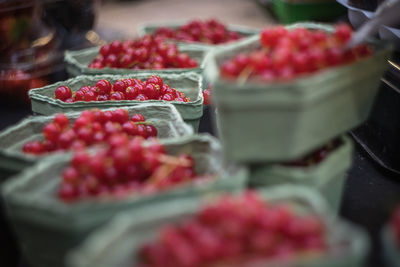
[66,185,370,267]
[0,103,193,182]
[29,72,203,130]
[64,43,210,78]
[249,135,353,213]
[137,21,260,48]
[1,134,248,267]
[270,0,346,24]
[382,224,400,267]
[205,22,391,163]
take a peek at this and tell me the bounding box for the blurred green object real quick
[67,185,370,267]
[250,135,353,213]
[270,0,347,24]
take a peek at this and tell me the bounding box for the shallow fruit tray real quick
[2,134,248,267]
[67,185,370,267]
[29,72,203,131]
[137,21,260,48]
[205,22,392,162]
[382,225,400,267]
[64,43,210,78]
[0,103,193,182]
[250,135,353,213]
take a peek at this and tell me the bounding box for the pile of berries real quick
[390,207,400,247]
[202,85,212,106]
[221,24,373,82]
[58,136,203,202]
[137,191,326,267]
[88,36,198,70]
[22,109,157,155]
[284,139,342,167]
[54,76,190,103]
[151,19,242,45]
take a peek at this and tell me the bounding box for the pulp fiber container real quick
[64,44,210,78]
[382,225,400,267]
[67,185,370,267]
[250,135,353,213]
[137,20,260,48]
[205,22,392,162]
[29,72,204,130]
[0,103,193,182]
[2,134,248,267]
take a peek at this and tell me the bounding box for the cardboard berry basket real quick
[0,103,193,182]
[64,43,210,78]
[137,20,260,48]
[249,135,353,213]
[29,72,204,130]
[1,134,248,267]
[66,185,370,267]
[382,224,400,267]
[205,22,392,162]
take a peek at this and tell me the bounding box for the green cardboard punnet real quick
[2,134,248,267]
[67,185,370,267]
[205,22,392,162]
[64,43,210,77]
[0,103,193,181]
[29,72,204,130]
[250,135,353,213]
[137,21,260,48]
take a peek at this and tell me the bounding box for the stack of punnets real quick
[0,19,393,267]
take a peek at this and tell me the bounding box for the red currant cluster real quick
[390,207,400,247]
[221,24,372,82]
[54,76,190,103]
[137,192,326,267]
[284,139,342,167]
[88,36,198,70]
[151,19,242,45]
[22,109,157,155]
[202,85,212,106]
[58,136,201,202]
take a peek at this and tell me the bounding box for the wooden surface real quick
[96,0,275,38]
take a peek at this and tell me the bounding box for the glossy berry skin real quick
[57,137,200,202]
[96,79,112,94]
[22,109,158,155]
[54,86,72,101]
[152,19,243,45]
[137,192,326,267]
[221,24,372,82]
[53,76,189,103]
[88,35,198,70]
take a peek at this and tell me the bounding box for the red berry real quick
[55,86,72,101]
[131,114,146,122]
[135,94,149,101]
[162,93,175,101]
[43,123,61,142]
[125,86,139,100]
[53,114,69,129]
[113,80,127,93]
[96,79,112,94]
[110,92,125,101]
